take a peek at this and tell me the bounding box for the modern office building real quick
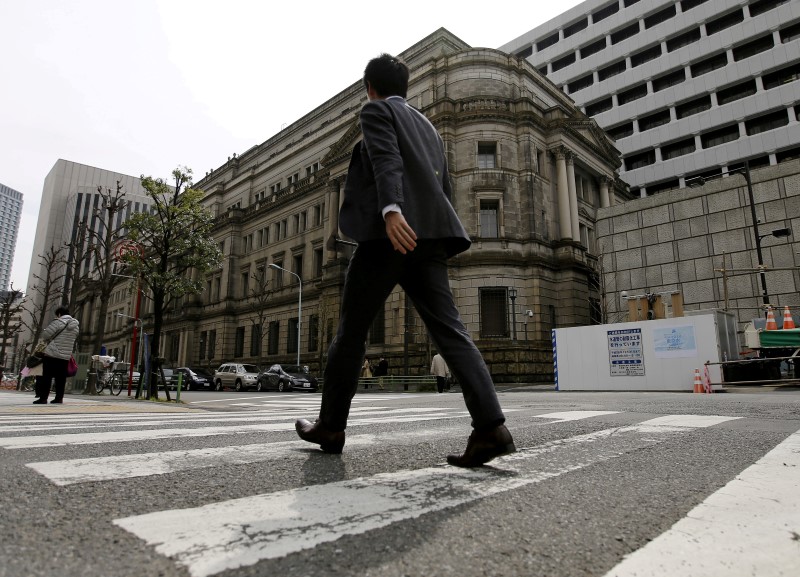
[0,182,23,291]
[501,0,800,197]
[24,160,153,352]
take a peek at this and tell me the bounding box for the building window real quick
[551,52,576,72]
[717,79,757,105]
[308,315,319,352]
[199,331,207,360]
[292,254,303,283]
[681,0,709,11]
[624,149,656,170]
[234,327,245,358]
[661,138,696,160]
[313,247,324,278]
[638,109,671,132]
[780,22,800,43]
[666,28,701,52]
[776,146,800,163]
[733,35,774,61]
[607,122,634,140]
[644,4,676,28]
[208,330,217,360]
[241,271,249,298]
[369,307,385,345]
[477,143,497,169]
[592,2,619,23]
[515,46,533,59]
[267,321,279,355]
[598,59,626,81]
[618,83,648,105]
[611,22,640,45]
[480,200,500,238]
[762,62,800,89]
[568,74,594,93]
[749,0,789,18]
[745,109,789,136]
[652,69,686,92]
[630,44,662,67]
[250,325,262,357]
[676,95,712,118]
[705,9,744,36]
[701,124,740,148]
[273,261,283,288]
[580,38,606,59]
[646,179,680,195]
[480,288,509,338]
[691,52,727,77]
[563,17,588,38]
[287,318,298,354]
[586,97,613,116]
[537,32,559,52]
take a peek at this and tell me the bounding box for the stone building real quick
[113,29,626,383]
[596,158,800,329]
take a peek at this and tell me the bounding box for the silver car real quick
[213,363,261,391]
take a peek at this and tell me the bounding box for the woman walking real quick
[33,306,80,404]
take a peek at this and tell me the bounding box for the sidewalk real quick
[0,390,204,415]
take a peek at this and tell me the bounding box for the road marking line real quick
[532,410,619,422]
[114,417,735,577]
[602,428,800,577]
[0,412,466,449]
[27,428,456,485]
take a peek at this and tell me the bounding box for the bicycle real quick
[91,355,124,396]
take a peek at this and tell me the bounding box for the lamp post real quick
[508,287,518,341]
[270,264,302,366]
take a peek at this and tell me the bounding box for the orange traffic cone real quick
[693,368,704,393]
[765,307,778,330]
[783,306,796,330]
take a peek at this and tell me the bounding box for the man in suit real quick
[296,53,515,467]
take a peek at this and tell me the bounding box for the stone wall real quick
[596,159,800,330]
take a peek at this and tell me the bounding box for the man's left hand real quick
[385,211,417,254]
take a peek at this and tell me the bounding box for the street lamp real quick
[687,161,773,308]
[508,287,518,341]
[270,263,302,366]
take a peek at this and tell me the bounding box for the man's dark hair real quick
[55,305,69,317]
[363,53,409,98]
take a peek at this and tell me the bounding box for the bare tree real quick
[84,182,127,360]
[67,219,91,315]
[22,245,67,348]
[0,285,25,381]
[247,266,273,360]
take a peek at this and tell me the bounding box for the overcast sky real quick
[0,0,585,290]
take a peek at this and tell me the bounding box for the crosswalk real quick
[1,391,798,577]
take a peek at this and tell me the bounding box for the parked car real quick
[213,363,261,391]
[258,364,318,392]
[173,367,214,391]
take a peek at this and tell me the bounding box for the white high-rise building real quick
[501,0,800,196]
[0,182,23,291]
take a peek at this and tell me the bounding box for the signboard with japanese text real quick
[653,325,697,358]
[607,328,645,376]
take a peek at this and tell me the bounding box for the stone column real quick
[599,176,611,208]
[566,152,580,242]
[325,178,341,260]
[555,149,572,240]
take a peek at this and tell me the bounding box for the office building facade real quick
[0,182,23,291]
[501,0,800,197]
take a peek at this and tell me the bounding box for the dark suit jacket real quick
[339,97,471,258]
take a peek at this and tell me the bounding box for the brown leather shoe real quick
[295,418,345,454]
[447,424,516,468]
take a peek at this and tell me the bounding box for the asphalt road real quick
[1,388,798,577]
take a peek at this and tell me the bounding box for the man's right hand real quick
[385,211,417,254]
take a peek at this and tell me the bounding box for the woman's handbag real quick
[67,355,78,377]
[26,342,47,369]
